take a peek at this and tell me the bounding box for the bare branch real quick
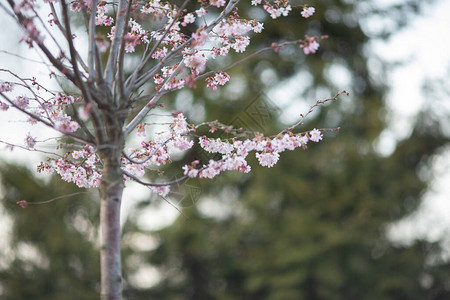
[116,0,133,106]
[60,0,106,145]
[0,50,55,67]
[280,90,349,134]
[123,61,185,136]
[60,0,87,88]
[104,0,128,88]
[0,91,92,144]
[48,2,89,73]
[122,169,188,187]
[16,192,91,208]
[158,194,188,218]
[197,41,302,81]
[5,0,77,83]
[0,139,65,158]
[87,0,99,82]
[79,7,104,86]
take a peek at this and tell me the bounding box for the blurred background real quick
[1,0,450,299]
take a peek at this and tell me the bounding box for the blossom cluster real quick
[95,1,114,26]
[301,6,315,18]
[107,19,149,53]
[119,113,194,196]
[205,72,230,90]
[63,0,319,92]
[300,35,320,55]
[181,128,323,182]
[37,145,102,188]
[0,81,81,133]
[35,108,325,196]
[139,0,316,90]
[2,1,330,201]
[0,81,13,110]
[42,93,81,132]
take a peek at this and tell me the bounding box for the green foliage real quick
[0,164,100,299]
[133,1,450,299]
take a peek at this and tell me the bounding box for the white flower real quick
[172,136,194,151]
[183,13,195,24]
[253,22,264,33]
[151,185,170,197]
[24,133,36,149]
[309,128,323,142]
[301,7,315,18]
[255,152,280,168]
[182,165,199,178]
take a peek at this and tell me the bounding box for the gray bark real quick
[99,155,124,300]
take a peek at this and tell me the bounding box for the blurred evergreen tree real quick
[0,164,100,299]
[127,0,450,299]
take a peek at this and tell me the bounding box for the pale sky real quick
[369,0,450,248]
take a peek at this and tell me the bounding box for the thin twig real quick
[0,139,65,158]
[280,90,349,134]
[48,2,89,72]
[123,61,185,136]
[121,168,188,186]
[0,91,92,144]
[5,0,77,83]
[16,192,91,208]
[159,194,188,218]
[197,40,302,81]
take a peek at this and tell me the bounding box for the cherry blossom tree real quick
[0,0,346,299]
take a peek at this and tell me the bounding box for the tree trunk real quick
[99,157,124,300]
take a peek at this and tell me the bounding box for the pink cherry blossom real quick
[172,136,194,151]
[95,2,114,26]
[253,22,264,33]
[182,164,199,178]
[301,7,315,18]
[0,102,9,111]
[195,7,207,17]
[0,81,13,92]
[24,133,36,149]
[183,13,196,25]
[301,38,320,55]
[15,96,30,109]
[210,0,226,8]
[199,159,223,179]
[152,47,168,59]
[150,185,171,197]
[231,36,250,53]
[184,50,208,71]
[171,113,190,135]
[251,0,262,6]
[255,152,280,168]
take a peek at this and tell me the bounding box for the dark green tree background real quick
[1,0,449,299]
[0,164,100,299]
[135,1,450,299]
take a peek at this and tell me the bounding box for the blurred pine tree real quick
[0,164,100,299]
[132,1,450,299]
